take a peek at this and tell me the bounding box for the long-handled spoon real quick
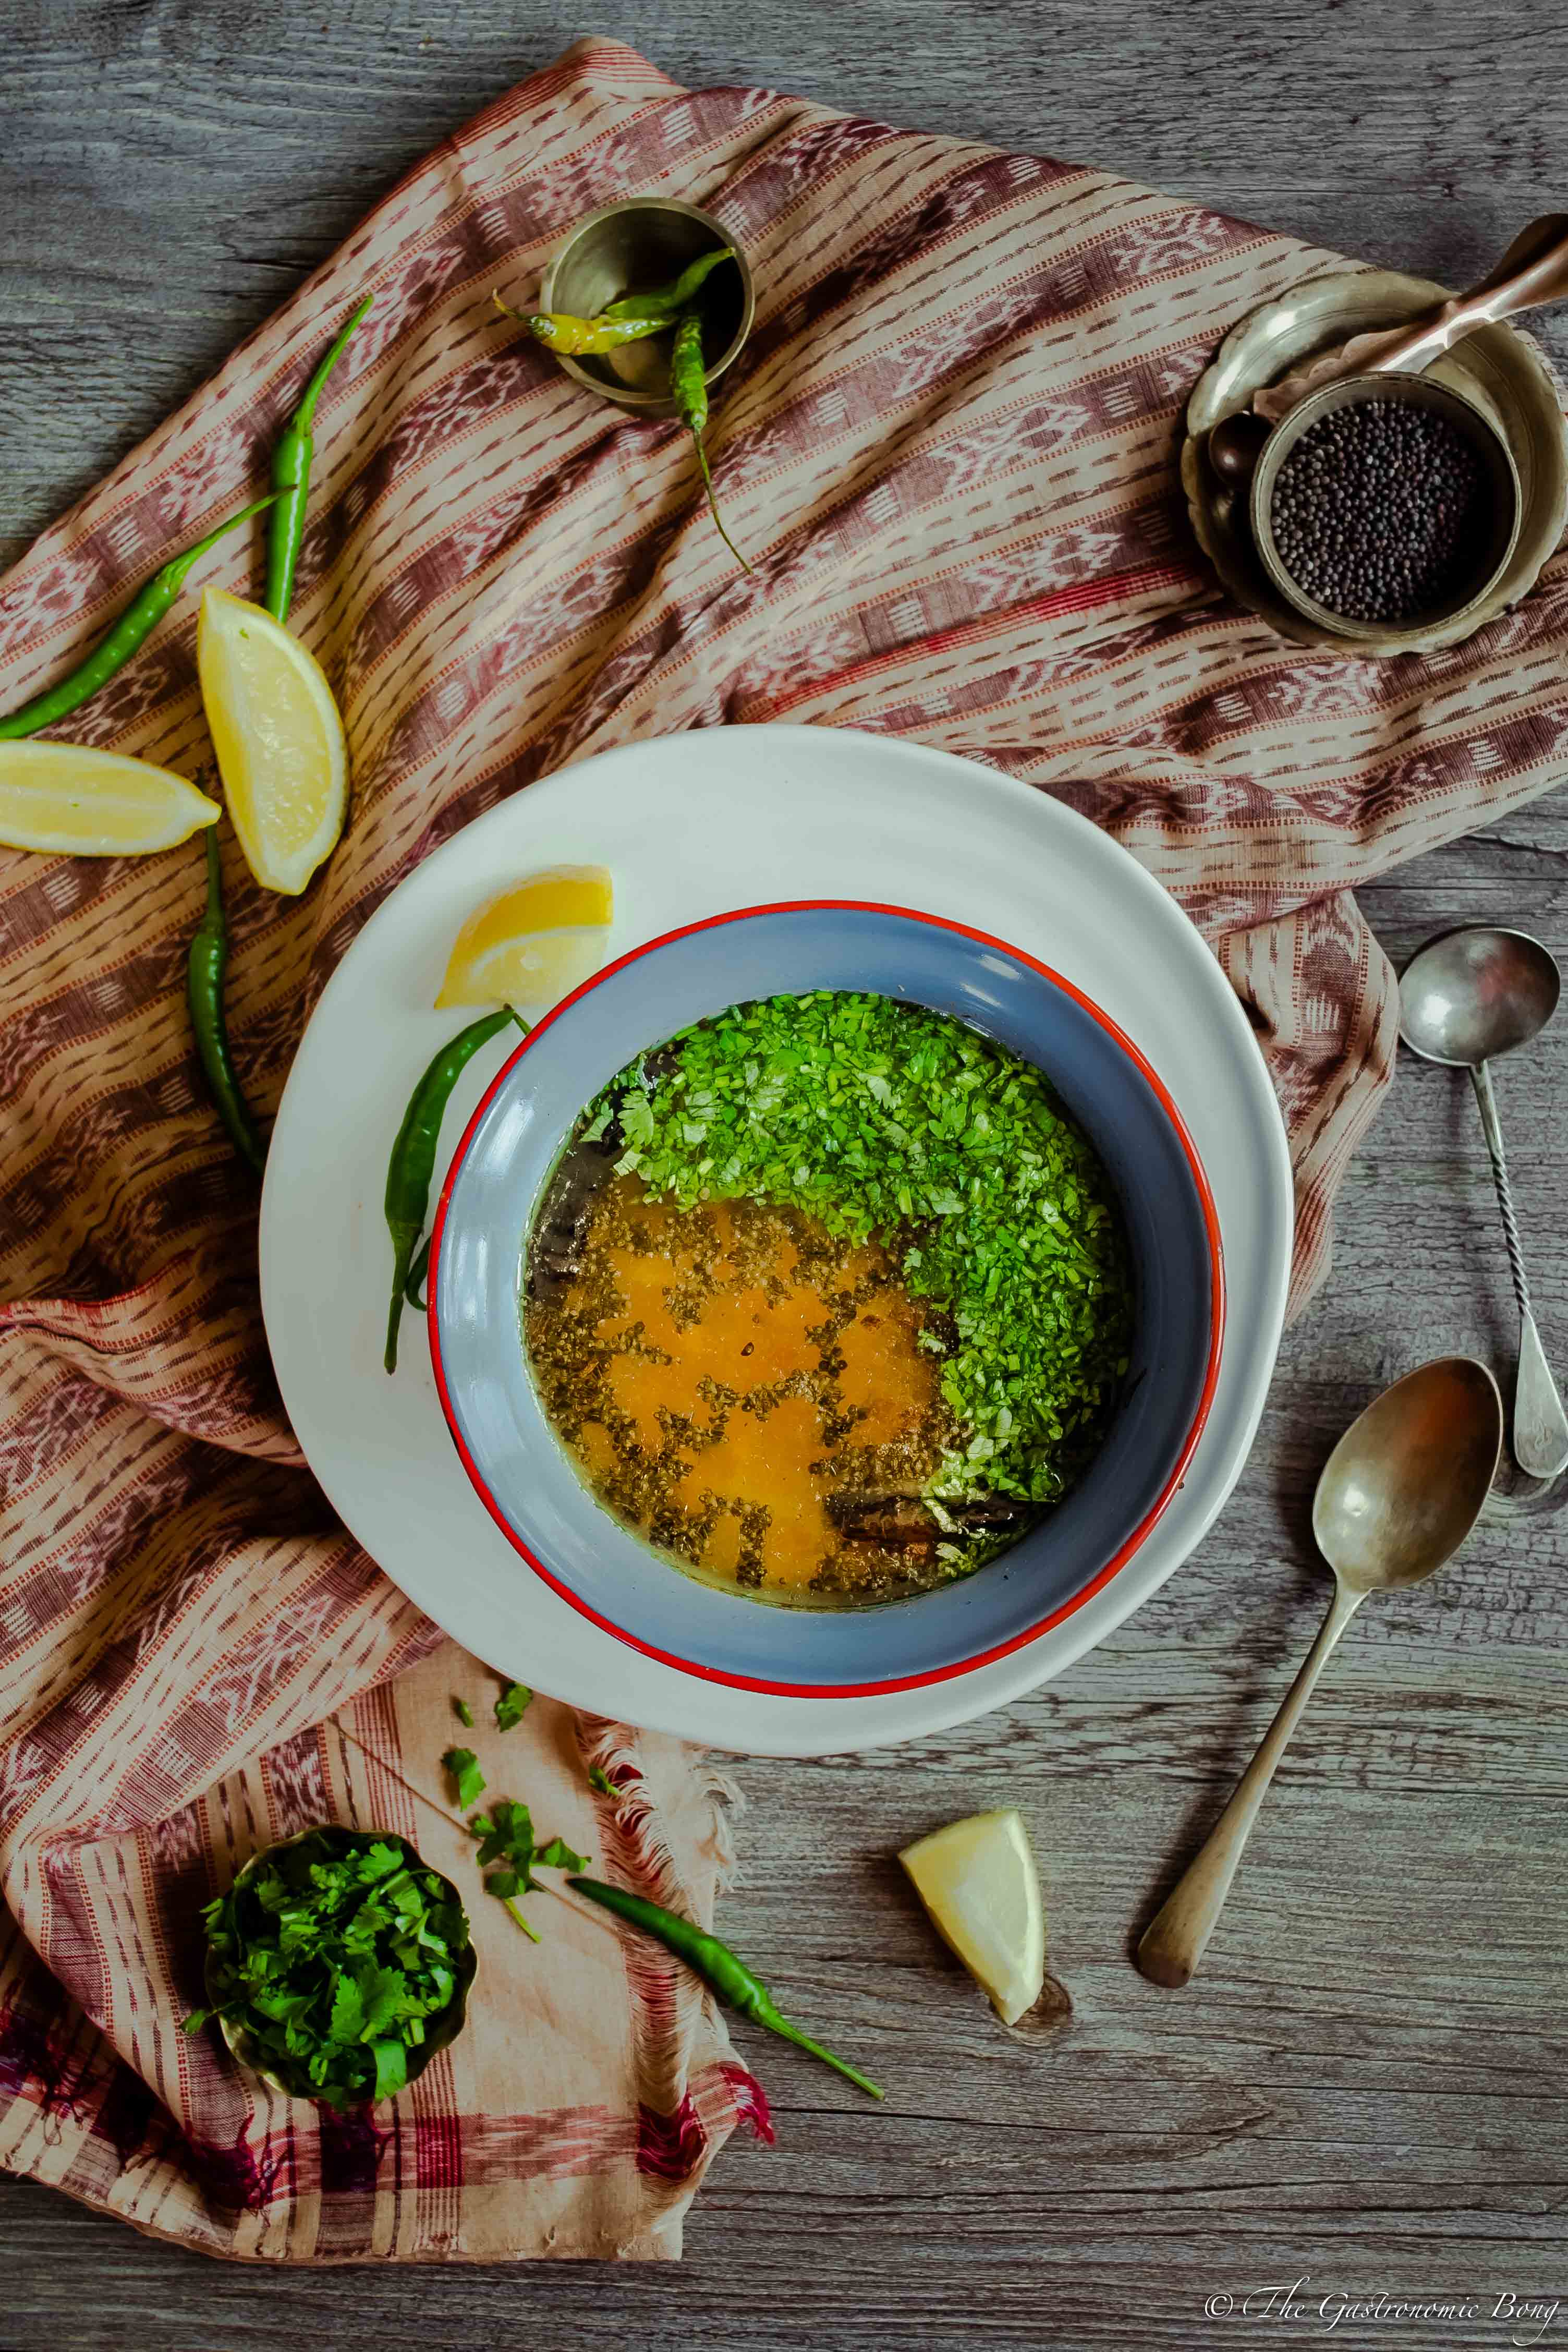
[1399,925,1568,1479]
[1208,213,1568,482]
[1135,1356,1502,1988]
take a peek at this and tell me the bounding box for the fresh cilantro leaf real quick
[587,1765,617,1798]
[494,1681,532,1732]
[329,1975,366,2044]
[620,1092,655,1148]
[466,1798,582,1937]
[372,2037,408,2100]
[443,1747,486,1810]
[475,1798,533,1871]
[452,1696,474,1728]
[182,2009,211,2035]
[354,1962,407,2038]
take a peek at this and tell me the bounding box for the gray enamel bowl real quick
[429,903,1222,1698]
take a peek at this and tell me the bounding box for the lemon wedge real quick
[0,740,220,856]
[899,1807,1046,2025]
[436,866,614,1011]
[197,587,346,895]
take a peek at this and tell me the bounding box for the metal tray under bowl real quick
[1183,267,1568,657]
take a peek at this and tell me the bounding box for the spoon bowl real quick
[1398,925,1561,1068]
[1206,408,1271,484]
[1397,924,1567,1479]
[1314,1356,1505,1590]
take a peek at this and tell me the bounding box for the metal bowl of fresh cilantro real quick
[190,1826,476,2108]
[430,902,1223,1699]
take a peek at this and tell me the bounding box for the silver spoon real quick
[1398,925,1568,1479]
[1136,1356,1502,1988]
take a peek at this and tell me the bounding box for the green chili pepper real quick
[188,827,262,1179]
[495,250,738,356]
[567,1874,884,2100]
[404,1233,432,1312]
[669,312,752,574]
[598,245,738,325]
[0,495,281,741]
[492,292,671,356]
[384,1008,526,1373]
[187,829,267,1176]
[265,292,372,624]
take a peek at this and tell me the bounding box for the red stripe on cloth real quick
[750,560,1201,721]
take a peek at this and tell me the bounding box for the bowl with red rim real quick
[429,901,1222,1698]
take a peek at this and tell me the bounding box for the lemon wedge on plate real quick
[899,1807,1046,2025]
[197,587,346,895]
[436,866,614,1011]
[0,740,220,856]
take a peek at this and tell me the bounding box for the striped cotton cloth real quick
[4,35,1567,2263]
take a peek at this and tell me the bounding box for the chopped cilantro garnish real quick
[443,1747,485,1809]
[494,1680,532,1732]
[469,1799,586,1938]
[592,991,1132,1530]
[452,1696,474,1728]
[188,1829,470,2108]
[587,1765,617,1798]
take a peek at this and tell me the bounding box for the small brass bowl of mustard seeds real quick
[1249,372,1522,648]
[539,197,754,417]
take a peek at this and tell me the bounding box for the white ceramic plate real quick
[260,726,1292,1755]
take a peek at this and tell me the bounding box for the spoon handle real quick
[1471,1062,1568,1477]
[1374,213,1568,375]
[1135,1579,1365,1988]
[1469,1060,1533,1323]
[1254,215,1568,420]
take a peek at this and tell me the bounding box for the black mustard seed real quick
[1268,399,1491,624]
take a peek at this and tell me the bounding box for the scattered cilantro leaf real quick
[466,1800,587,1937]
[494,1680,532,1732]
[587,1765,617,1798]
[475,1798,533,1871]
[188,1829,471,2108]
[452,1697,474,1728]
[443,1747,486,1810]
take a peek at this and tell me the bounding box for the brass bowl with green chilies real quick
[539,198,754,417]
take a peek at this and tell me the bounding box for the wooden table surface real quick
[5,6,1566,2346]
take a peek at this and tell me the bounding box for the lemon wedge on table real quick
[0,741,220,856]
[197,587,346,896]
[899,1807,1046,2026]
[436,866,615,1011]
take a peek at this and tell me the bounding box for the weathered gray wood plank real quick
[4,4,1567,2348]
